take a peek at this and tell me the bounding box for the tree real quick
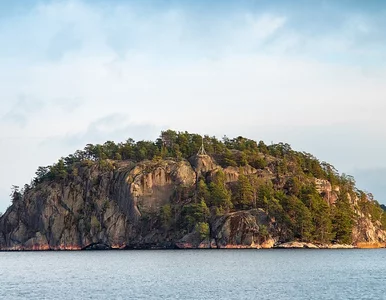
[332,194,353,244]
[34,166,50,183]
[381,212,386,230]
[209,170,232,210]
[256,182,274,212]
[195,222,210,240]
[181,200,209,231]
[197,179,210,203]
[250,156,267,170]
[284,177,301,196]
[311,196,333,242]
[221,149,237,167]
[160,204,172,229]
[293,199,313,241]
[49,159,68,180]
[10,185,21,204]
[257,141,269,154]
[299,184,333,242]
[321,161,339,186]
[276,193,312,241]
[160,130,177,149]
[258,225,269,243]
[234,174,254,209]
[340,173,356,189]
[84,144,97,160]
[237,152,248,166]
[103,141,119,159]
[120,138,135,160]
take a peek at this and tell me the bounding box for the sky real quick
[0,0,386,212]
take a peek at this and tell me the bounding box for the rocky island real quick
[0,130,385,250]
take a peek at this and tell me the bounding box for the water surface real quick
[1,249,385,299]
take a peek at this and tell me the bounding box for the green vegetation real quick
[91,216,101,231]
[13,129,386,244]
[195,222,210,240]
[208,170,232,210]
[181,200,209,232]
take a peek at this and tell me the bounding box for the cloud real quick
[1,95,46,127]
[42,113,161,149]
[1,0,386,213]
[46,24,82,61]
[52,97,83,113]
[1,95,83,128]
[246,14,286,41]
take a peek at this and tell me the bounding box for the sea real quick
[1,249,385,299]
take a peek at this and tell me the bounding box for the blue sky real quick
[0,0,386,212]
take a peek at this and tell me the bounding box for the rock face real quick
[212,209,274,248]
[314,179,339,205]
[0,156,385,250]
[0,156,280,250]
[175,209,278,249]
[0,159,197,250]
[352,217,386,244]
[190,154,218,177]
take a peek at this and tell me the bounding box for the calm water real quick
[1,249,386,299]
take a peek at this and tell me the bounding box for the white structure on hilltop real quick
[197,137,207,156]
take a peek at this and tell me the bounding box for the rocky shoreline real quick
[273,242,355,249]
[2,240,384,251]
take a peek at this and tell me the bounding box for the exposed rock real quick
[314,178,338,205]
[0,155,385,251]
[275,242,318,249]
[189,155,218,178]
[326,244,355,249]
[177,231,202,249]
[261,239,275,249]
[211,209,279,248]
[356,242,385,249]
[0,159,196,250]
[223,165,257,183]
[352,217,386,244]
[223,167,240,183]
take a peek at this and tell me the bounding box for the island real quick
[0,130,385,250]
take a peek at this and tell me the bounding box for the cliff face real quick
[0,159,196,250]
[0,155,384,250]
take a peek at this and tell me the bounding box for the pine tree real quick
[197,179,210,203]
[332,194,353,244]
[209,170,232,210]
[235,174,254,209]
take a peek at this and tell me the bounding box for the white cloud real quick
[0,0,386,211]
[246,14,286,40]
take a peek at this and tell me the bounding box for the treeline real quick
[32,130,343,185]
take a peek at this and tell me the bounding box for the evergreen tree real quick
[332,194,354,244]
[182,200,209,231]
[197,179,210,203]
[312,197,333,243]
[209,170,232,210]
[294,199,313,241]
[234,174,254,209]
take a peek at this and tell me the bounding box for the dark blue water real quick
[1,249,385,299]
